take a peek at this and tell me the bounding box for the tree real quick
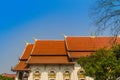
[0,75,14,80]
[77,45,120,80]
[91,0,120,36]
[112,44,120,59]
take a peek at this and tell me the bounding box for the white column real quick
[73,62,81,80]
[28,71,33,80]
[15,72,19,80]
[56,71,63,80]
[41,71,48,80]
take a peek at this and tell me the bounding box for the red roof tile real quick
[65,37,95,51]
[27,56,73,64]
[20,44,33,60]
[13,36,120,69]
[12,61,28,71]
[31,40,67,55]
[2,73,16,78]
[94,37,120,49]
[65,36,120,51]
[68,52,95,58]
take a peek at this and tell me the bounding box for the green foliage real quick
[112,44,120,59]
[0,75,14,80]
[77,45,120,80]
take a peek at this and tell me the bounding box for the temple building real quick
[12,36,120,80]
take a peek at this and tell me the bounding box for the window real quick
[33,71,41,80]
[77,69,85,80]
[48,71,56,80]
[63,71,71,80]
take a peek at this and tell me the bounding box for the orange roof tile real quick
[68,52,95,58]
[20,44,33,60]
[13,36,120,68]
[12,61,28,71]
[94,37,120,49]
[65,36,120,51]
[2,73,16,78]
[27,56,74,64]
[31,40,67,55]
[65,37,95,51]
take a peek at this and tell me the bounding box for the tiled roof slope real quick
[31,40,67,55]
[65,36,120,58]
[20,44,33,60]
[68,52,94,58]
[27,56,74,64]
[65,36,120,51]
[65,37,95,51]
[27,40,73,64]
[13,36,120,71]
[94,37,120,49]
[12,61,28,71]
[12,44,33,71]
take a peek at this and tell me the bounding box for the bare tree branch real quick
[90,0,120,36]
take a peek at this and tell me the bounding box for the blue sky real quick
[0,0,97,73]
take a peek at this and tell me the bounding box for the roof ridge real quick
[66,36,119,37]
[35,39,64,41]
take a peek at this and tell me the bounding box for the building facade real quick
[12,36,120,80]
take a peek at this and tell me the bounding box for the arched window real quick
[48,71,56,80]
[33,71,41,80]
[77,69,85,80]
[63,71,71,80]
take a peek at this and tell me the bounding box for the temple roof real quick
[68,52,94,58]
[27,56,74,64]
[65,36,120,58]
[12,44,33,71]
[31,40,67,55]
[65,36,120,51]
[12,36,120,71]
[12,61,28,71]
[20,44,33,61]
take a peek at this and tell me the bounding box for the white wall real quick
[27,63,94,80]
